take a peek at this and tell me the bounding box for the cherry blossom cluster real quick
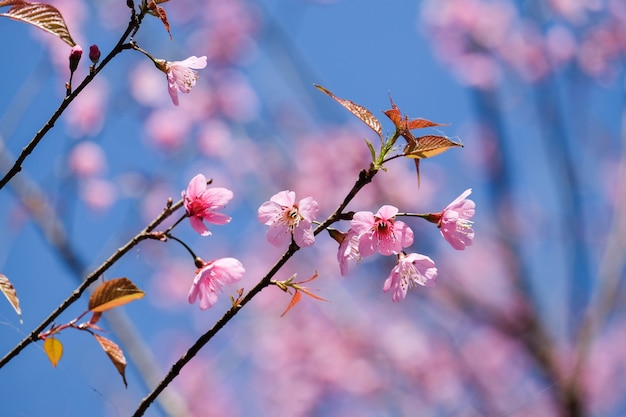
[256,188,475,302]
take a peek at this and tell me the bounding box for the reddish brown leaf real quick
[383,95,403,127]
[0,0,76,46]
[147,0,172,40]
[280,290,302,317]
[89,311,102,325]
[297,272,319,285]
[384,95,447,133]
[298,287,328,302]
[406,118,447,130]
[44,337,63,367]
[0,273,21,322]
[403,135,463,160]
[315,84,383,141]
[88,277,145,313]
[94,334,128,387]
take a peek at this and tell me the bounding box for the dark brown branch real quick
[132,164,380,416]
[0,14,140,191]
[0,198,184,368]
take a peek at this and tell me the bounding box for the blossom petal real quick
[270,190,296,207]
[178,55,208,69]
[197,187,234,209]
[351,211,375,235]
[293,220,315,248]
[189,216,211,236]
[186,174,207,201]
[298,197,319,222]
[266,223,291,247]
[258,201,282,224]
[445,188,472,210]
[376,205,399,219]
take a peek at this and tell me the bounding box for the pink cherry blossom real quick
[337,228,361,276]
[351,205,414,257]
[439,188,475,250]
[182,174,233,236]
[188,257,245,310]
[383,252,437,302]
[257,190,319,248]
[164,56,207,106]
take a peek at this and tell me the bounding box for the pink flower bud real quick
[69,45,83,73]
[89,44,101,65]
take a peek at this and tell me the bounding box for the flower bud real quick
[89,44,101,65]
[69,45,83,73]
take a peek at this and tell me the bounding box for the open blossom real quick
[337,228,361,276]
[188,258,245,310]
[182,174,233,236]
[156,56,207,106]
[258,190,319,248]
[438,189,475,250]
[383,252,437,302]
[351,205,414,257]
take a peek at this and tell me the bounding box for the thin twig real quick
[0,198,184,368]
[132,165,380,416]
[0,13,141,191]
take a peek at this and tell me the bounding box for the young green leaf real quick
[93,334,128,387]
[43,337,63,368]
[315,84,383,141]
[0,0,76,47]
[0,273,21,323]
[88,277,145,313]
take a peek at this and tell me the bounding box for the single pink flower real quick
[439,189,475,250]
[258,190,319,248]
[188,258,245,310]
[383,252,437,302]
[158,56,207,106]
[351,205,414,257]
[337,228,361,276]
[182,174,233,236]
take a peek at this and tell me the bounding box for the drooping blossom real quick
[257,190,319,248]
[351,205,414,257]
[336,228,361,276]
[188,257,245,310]
[182,174,233,236]
[383,252,437,302]
[434,189,475,250]
[155,56,207,106]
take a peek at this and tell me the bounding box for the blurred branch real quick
[471,88,582,417]
[570,86,626,413]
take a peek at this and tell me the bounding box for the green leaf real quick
[0,0,76,47]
